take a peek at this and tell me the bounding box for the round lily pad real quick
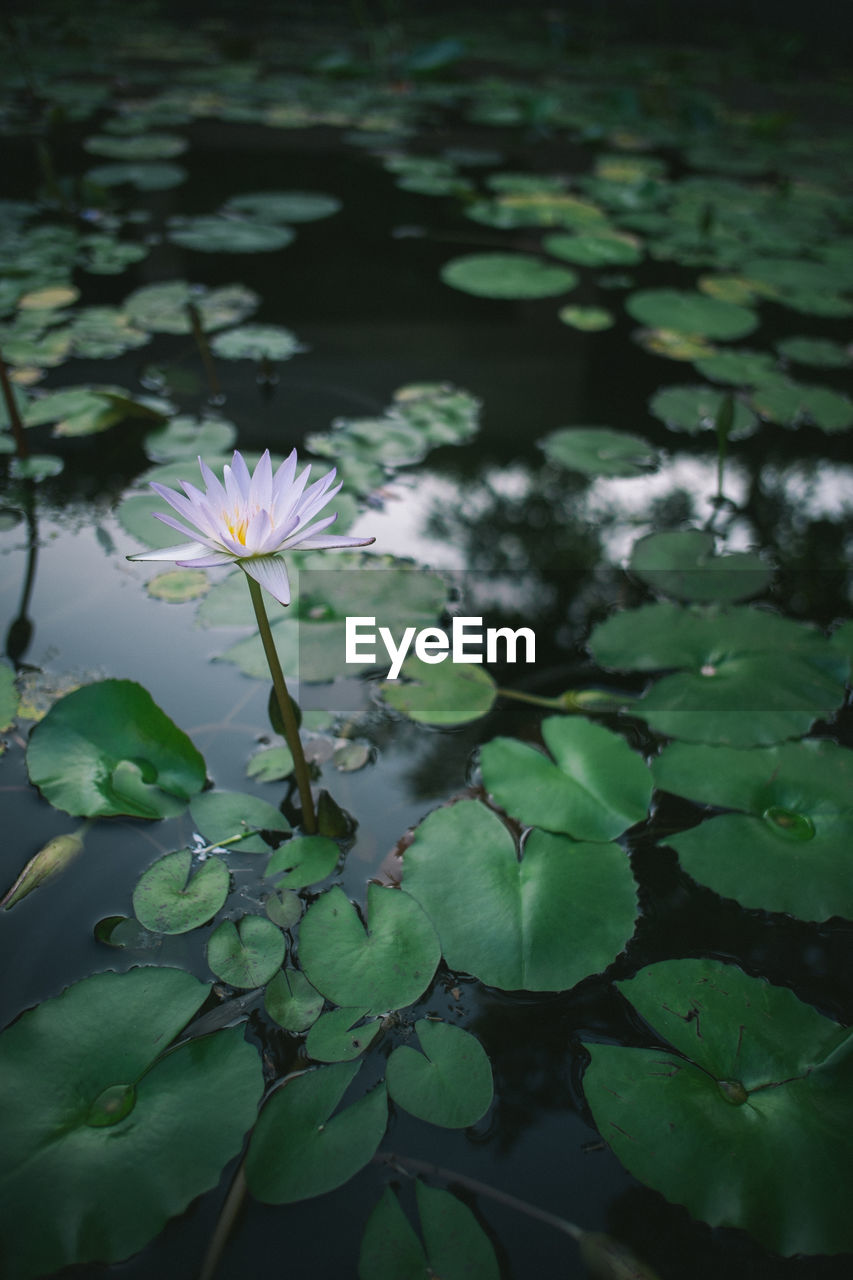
[582,957,853,1256]
[190,789,291,853]
[625,288,758,339]
[26,680,206,819]
[480,715,652,842]
[246,745,295,783]
[0,968,263,1278]
[84,132,188,159]
[386,1019,493,1127]
[224,191,341,223]
[143,413,238,462]
[209,324,304,361]
[124,281,259,334]
[589,602,849,745]
[246,1061,387,1203]
[539,426,656,477]
[440,253,577,299]
[776,336,851,368]
[299,884,440,1013]
[750,377,853,432]
[206,915,286,988]
[146,569,210,601]
[692,348,778,387]
[380,655,498,726]
[132,849,230,933]
[544,230,642,266]
[85,162,187,190]
[648,383,757,437]
[265,834,340,888]
[652,739,853,920]
[402,800,638,992]
[306,1007,380,1063]
[629,530,772,603]
[167,216,295,254]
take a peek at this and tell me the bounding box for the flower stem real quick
[244,573,316,833]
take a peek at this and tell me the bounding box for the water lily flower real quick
[127,449,374,605]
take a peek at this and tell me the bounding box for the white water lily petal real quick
[126,448,374,606]
[240,555,292,606]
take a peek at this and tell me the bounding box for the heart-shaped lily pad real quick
[652,739,853,920]
[124,281,259,334]
[480,716,652,841]
[386,1019,493,1127]
[440,252,577,299]
[648,383,757,437]
[26,680,206,819]
[359,1183,500,1280]
[0,968,263,1279]
[246,1061,387,1203]
[539,426,656,477]
[380,655,498,725]
[132,849,230,933]
[264,967,324,1032]
[402,800,638,991]
[305,1007,380,1062]
[206,915,286,988]
[629,530,772,603]
[265,835,340,888]
[582,958,853,1256]
[589,603,848,745]
[299,884,440,1013]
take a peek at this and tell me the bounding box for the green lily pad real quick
[79,236,149,275]
[692,348,778,387]
[386,1019,493,1127]
[209,324,304,361]
[66,305,149,357]
[246,745,295,783]
[264,967,324,1032]
[224,191,341,223]
[143,413,238,462]
[124,280,259,334]
[636,328,717,362]
[245,1061,388,1203]
[146,569,210,601]
[167,216,295,254]
[264,888,302,930]
[652,739,853,920]
[9,454,64,482]
[544,230,642,266]
[750,377,853,432]
[380,656,498,725]
[402,800,638,992]
[588,602,849,745]
[359,1184,500,1280]
[0,968,262,1279]
[626,289,758,339]
[26,680,206,819]
[0,662,16,731]
[582,958,853,1256]
[299,884,440,1013]
[440,253,577,299]
[132,849,230,933]
[190,790,291,853]
[539,426,656,477]
[306,1007,380,1062]
[206,915,286,988]
[480,716,652,841]
[629,530,772,603]
[557,304,615,331]
[265,834,340,888]
[84,132,188,159]
[648,384,757,437]
[85,162,187,190]
[776,336,851,368]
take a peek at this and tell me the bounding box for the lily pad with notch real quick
[380,655,498,725]
[582,957,853,1256]
[132,848,230,934]
[190,789,291,853]
[539,425,656,477]
[652,738,853,920]
[306,1007,381,1062]
[626,288,758,340]
[648,383,757,437]
[0,967,263,1279]
[299,884,440,1013]
[402,800,638,992]
[206,914,286,988]
[264,967,324,1032]
[629,530,772,603]
[26,680,206,819]
[480,715,652,841]
[246,1060,387,1203]
[265,834,340,888]
[359,1183,500,1280]
[386,1019,493,1127]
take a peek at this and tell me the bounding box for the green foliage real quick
[440,252,577,299]
[380,655,498,725]
[360,1183,501,1280]
[206,915,286,987]
[629,530,772,603]
[402,800,638,990]
[132,849,230,933]
[583,958,853,1255]
[386,1019,493,1127]
[539,425,656,477]
[26,680,206,818]
[189,789,291,852]
[0,968,263,1278]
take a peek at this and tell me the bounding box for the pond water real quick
[1,7,853,1280]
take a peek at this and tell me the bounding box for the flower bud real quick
[2,831,85,908]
